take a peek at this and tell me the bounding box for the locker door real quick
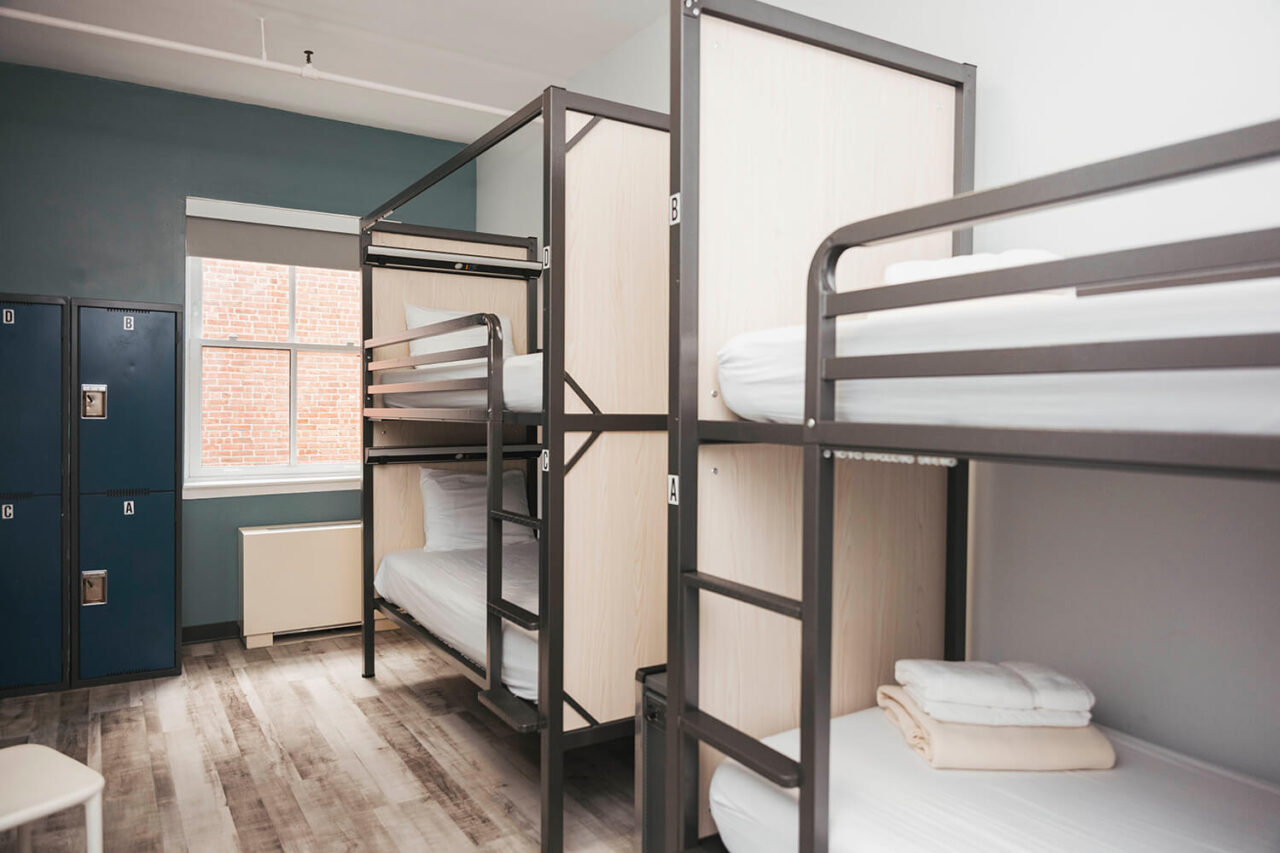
[77,492,176,680]
[0,495,64,689]
[77,307,176,493]
[0,301,63,495]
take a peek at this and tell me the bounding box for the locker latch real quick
[81,570,107,606]
[81,384,107,419]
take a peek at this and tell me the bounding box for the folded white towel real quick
[1002,661,1095,713]
[902,686,1092,727]
[895,659,1096,716]
[894,660,1034,710]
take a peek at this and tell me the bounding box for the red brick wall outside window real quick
[194,258,360,472]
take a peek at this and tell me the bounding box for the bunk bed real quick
[674,39,1280,853]
[665,1,976,849]
[666,2,1279,851]
[359,86,669,853]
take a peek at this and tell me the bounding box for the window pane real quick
[200,258,290,341]
[295,265,361,345]
[200,347,290,467]
[296,351,361,464]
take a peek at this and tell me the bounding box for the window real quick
[185,256,362,495]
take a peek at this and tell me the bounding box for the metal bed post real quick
[361,229,376,679]
[800,220,840,853]
[540,84,567,853]
[668,0,703,849]
[484,314,507,698]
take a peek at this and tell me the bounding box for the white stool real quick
[0,744,104,853]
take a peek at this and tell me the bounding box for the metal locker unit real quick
[0,496,65,689]
[72,300,181,685]
[76,305,177,493]
[0,295,69,695]
[77,492,176,679]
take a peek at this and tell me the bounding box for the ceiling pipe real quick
[0,6,512,119]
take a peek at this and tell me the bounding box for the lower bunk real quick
[375,541,540,701]
[709,708,1280,853]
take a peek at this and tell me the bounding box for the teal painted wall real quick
[0,63,475,628]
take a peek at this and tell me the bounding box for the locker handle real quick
[81,570,107,605]
[81,384,108,419]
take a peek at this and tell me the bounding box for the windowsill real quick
[182,474,360,500]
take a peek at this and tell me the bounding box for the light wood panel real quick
[369,232,535,567]
[564,114,669,414]
[697,15,957,420]
[695,446,947,833]
[562,431,668,727]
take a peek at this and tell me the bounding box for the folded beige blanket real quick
[876,685,1116,771]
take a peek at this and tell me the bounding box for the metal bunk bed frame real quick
[673,109,1280,850]
[359,85,668,853]
[786,120,1280,853]
[665,1,976,850]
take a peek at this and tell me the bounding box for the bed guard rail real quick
[363,311,503,423]
[804,118,1280,475]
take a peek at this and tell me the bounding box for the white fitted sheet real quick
[373,543,539,700]
[717,279,1280,433]
[380,352,543,413]
[709,708,1280,853]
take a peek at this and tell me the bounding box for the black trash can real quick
[636,665,667,853]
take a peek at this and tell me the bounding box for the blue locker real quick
[0,300,63,495]
[0,495,64,689]
[77,492,176,679]
[77,307,176,493]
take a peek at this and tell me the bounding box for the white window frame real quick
[183,200,361,499]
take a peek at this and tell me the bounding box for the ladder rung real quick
[680,709,801,788]
[477,687,542,733]
[683,572,802,619]
[489,599,539,630]
[490,509,542,529]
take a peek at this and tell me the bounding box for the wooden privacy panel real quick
[563,431,668,726]
[369,232,534,566]
[695,446,947,833]
[697,15,958,420]
[564,111,669,414]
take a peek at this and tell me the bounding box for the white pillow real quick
[420,467,536,552]
[403,303,514,368]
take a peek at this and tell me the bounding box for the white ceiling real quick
[0,0,664,141]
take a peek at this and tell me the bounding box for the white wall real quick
[475,120,543,246]
[565,1,1280,783]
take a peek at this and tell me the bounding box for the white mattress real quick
[373,543,539,700]
[380,352,543,413]
[717,279,1280,434]
[710,708,1280,853]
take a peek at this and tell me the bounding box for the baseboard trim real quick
[182,621,240,645]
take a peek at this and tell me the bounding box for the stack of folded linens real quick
[876,660,1116,771]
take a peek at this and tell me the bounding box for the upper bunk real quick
[800,119,1280,479]
[359,86,669,436]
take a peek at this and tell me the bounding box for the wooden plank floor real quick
[0,631,637,852]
